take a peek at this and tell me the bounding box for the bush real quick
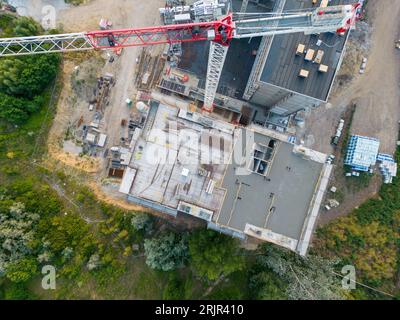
[3,282,35,300]
[5,258,38,283]
[0,16,60,125]
[37,213,96,258]
[131,213,153,234]
[144,232,188,272]
[188,230,245,281]
[162,273,184,300]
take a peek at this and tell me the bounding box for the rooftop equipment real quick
[305,49,315,61]
[318,64,329,73]
[314,49,324,64]
[205,179,215,194]
[296,43,305,55]
[299,69,309,78]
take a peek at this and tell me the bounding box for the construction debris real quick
[135,48,165,90]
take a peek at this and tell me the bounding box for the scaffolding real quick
[344,135,380,172]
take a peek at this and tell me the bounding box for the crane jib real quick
[0,2,361,113]
[85,14,235,49]
[0,3,359,56]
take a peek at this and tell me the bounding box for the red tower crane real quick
[0,2,361,112]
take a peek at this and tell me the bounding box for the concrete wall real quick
[250,82,322,116]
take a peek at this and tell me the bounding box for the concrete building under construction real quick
[116,101,332,255]
[243,0,352,117]
[160,0,352,129]
[137,0,354,253]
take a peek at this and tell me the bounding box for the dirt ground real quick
[57,0,165,147]
[46,0,165,199]
[349,1,400,154]
[57,0,157,32]
[47,53,103,174]
[299,1,400,155]
[45,1,204,231]
[306,0,400,225]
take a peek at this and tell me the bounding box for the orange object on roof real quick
[181,74,189,82]
[114,48,123,56]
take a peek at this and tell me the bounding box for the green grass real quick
[29,258,210,300]
[64,0,85,5]
[206,271,250,300]
[0,77,60,165]
[0,14,15,37]
[343,169,374,192]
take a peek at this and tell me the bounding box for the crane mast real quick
[0,1,360,112]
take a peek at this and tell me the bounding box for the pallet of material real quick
[299,69,309,78]
[296,43,305,55]
[319,64,329,73]
[305,49,315,61]
[314,50,324,64]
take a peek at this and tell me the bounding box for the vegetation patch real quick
[315,149,400,298]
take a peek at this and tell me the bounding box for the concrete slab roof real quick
[216,129,324,240]
[179,37,261,99]
[178,0,267,99]
[122,101,329,253]
[259,0,353,101]
[127,103,233,213]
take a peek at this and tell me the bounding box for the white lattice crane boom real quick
[0,2,361,112]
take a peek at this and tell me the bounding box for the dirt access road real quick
[59,0,164,148]
[313,0,400,225]
[300,0,400,156]
[349,0,400,154]
[51,0,206,229]
[46,0,163,172]
[58,0,162,33]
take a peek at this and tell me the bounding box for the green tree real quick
[162,273,184,300]
[12,17,40,37]
[0,14,15,37]
[0,92,42,124]
[0,55,59,99]
[249,267,287,300]
[0,202,40,275]
[0,15,60,125]
[3,282,35,300]
[257,244,346,300]
[5,258,37,283]
[144,232,188,271]
[188,230,245,281]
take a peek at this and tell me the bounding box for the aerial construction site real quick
[2,0,399,260]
